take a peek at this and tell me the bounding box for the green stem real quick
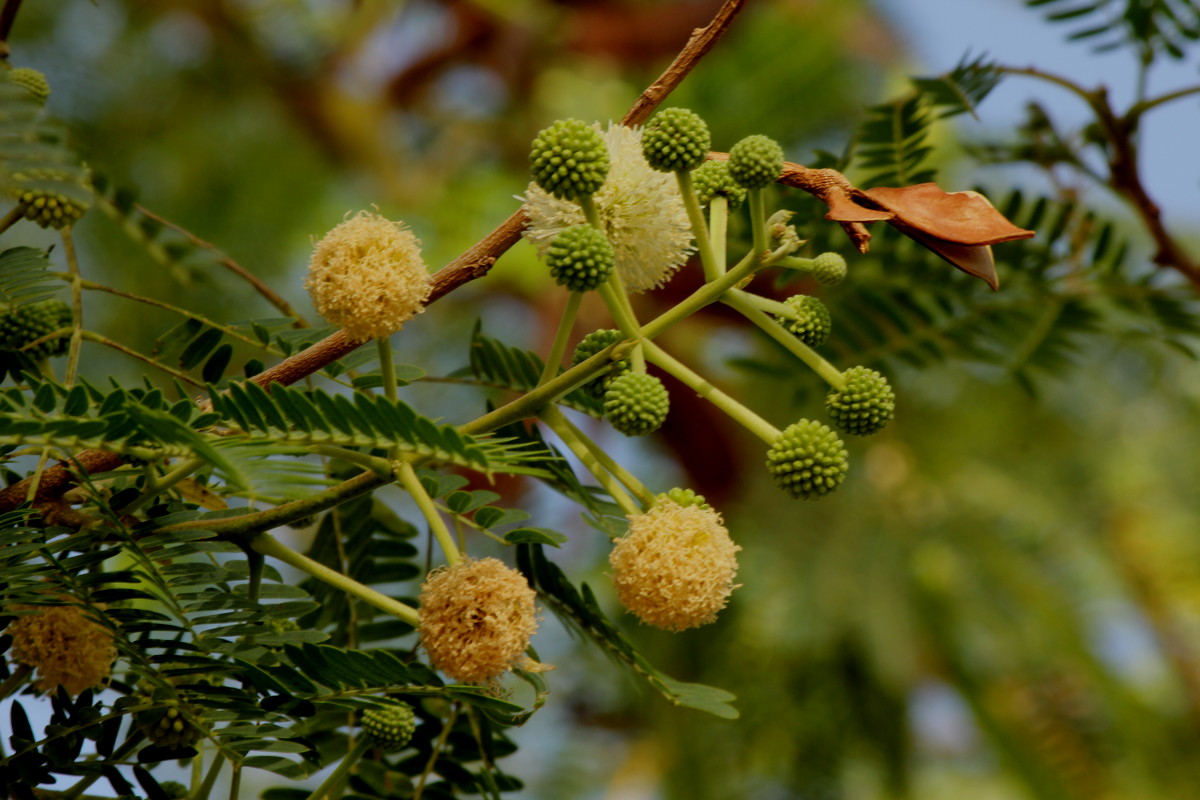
[639,247,764,341]
[62,730,145,799]
[121,456,206,515]
[733,291,796,319]
[1131,83,1200,117]
[395,461,461,566]
[159,470,387,537]
[748,188,768,261]
[578,194,601,229]
[0,663,31,701]
[676,170,719,281]
[252,531,421,626]
[228,763,241,800]
[192,751,227,800]
[309,445,394,477]
[597,279,645,371]
[724,290,846,391]
[82,330,206,389]
[459,340,636,436]
[774,255,818,273]
[61,226,84,387]
[376,337,399,403]
[641,339,780,444]
[538,291,583,386]
[0,203,24,234]
[709,196,729,275]
[306,737,372,800]
[540,406,641,518]
[552,409,656,508]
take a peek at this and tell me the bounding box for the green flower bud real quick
[8,67,50,104]
[691,161,747,211]
[545,224,615,292]
[604,372,669,436]
[810,252,847,287]
[0,299,72,359]
[140,704,205,750]
[571,328,630,396]
[530,119,609,201]
[779,294,831,347]
[17,188,87,229]
[362,704,417,752]
[658,487,710,510]
[766,419,848,499]
[728,135,784,190]
[826,366,895,436]
[642,108,711,172]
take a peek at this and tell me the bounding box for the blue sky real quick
[877,0,1200,231]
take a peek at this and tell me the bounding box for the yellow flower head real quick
[6,602,117,696]
[305,211,432,342]
[609,500,741,631]
[418,558,541,683]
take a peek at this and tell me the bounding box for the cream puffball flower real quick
[7,602,117,696]
[609,500,741,631]
[522,123,695,293]
[305,211,432,342]
[418,558,544,683]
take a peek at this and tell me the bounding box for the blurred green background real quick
[8,1,1200,798]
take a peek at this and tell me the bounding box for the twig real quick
[0,0,23,60]
[134,204,310,325]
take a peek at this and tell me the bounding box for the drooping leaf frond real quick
[0,83,90,215]
[0,246,58,308]
[1025,0,1200,59]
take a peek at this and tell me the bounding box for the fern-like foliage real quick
[0,246,58,308]
[0,83,90,215]
[852,55,1004,187]
[1026,0,1200,59]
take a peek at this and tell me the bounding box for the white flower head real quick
[521,123,694,293]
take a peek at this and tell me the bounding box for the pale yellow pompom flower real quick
[418,558,543,683]
[6,602,117,696]
[609,500,741,631]
[522,123,695,293]
[305,211,432,342]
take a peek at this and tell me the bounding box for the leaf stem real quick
[192,750,227,800]
[708,196,729,274]
[723,290,845,391]
[538,291,582,386]
[748,188,768,261]
[396,461,461,566]
[306,737,372,800]
[60,227,84,386]
[549,407,656,508]
[539,406,642,517]
[641,339,779,444]
[676,169,719,281]
[639,246,763,340]
[251,531,421,626]
[0,204,24,234]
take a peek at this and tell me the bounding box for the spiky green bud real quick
[17,188,86,229]
[728,135,783,190]
[8,68,50,104]
[766,419,848,499]
[642,108,711,173]
[658,487,710,510]
[140,705,204,750]
[691,161,747,211]
[362,704,417,752]
[810,252,847,287]
[0,299,72,359]
[779,294,831,347]
[826,366,895,436]
[545,224,615,292]
[571,328,630,397]
[604,372,669,436]
[530,119,609,201]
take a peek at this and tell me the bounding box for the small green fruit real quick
[362,704,417,752]
[826,366,895,436]
[728,135,784,190]
[604,372,669,437]
[642,108,711,173]
[545,224,615,292]
[530,119,609,201]
[766,419,848,499]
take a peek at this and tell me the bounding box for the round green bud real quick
[728,135,784,190]
[571,328,630,397]
[8,68,50,104]
[658,487,710,510]
[810,252,847,287]
[530,119,609,201]
[826,366,895,436]
[545,224,615,292]
[0,299,72,359]
[766,419,848,500]
[604,372,669,437]
[17,188,87,229]
[140,705,204,750]
[362,704,417,752]
[158,782,188,800]
[691,161,747,211]
[641,108,711,172]
[779,294,831,347]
